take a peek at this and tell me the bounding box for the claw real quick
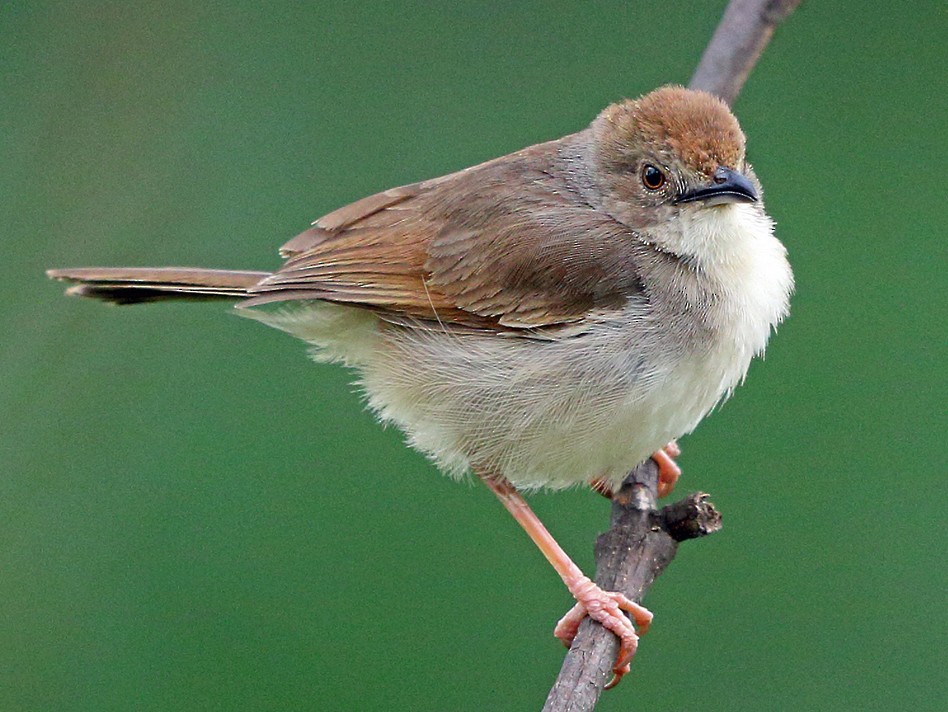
[554,576,653,689]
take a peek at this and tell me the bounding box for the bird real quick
[48,85,793,687]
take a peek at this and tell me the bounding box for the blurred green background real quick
[2,1,944,710]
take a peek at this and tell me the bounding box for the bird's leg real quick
[590,440,681,500]
[652,440,682,498]
[477,472,653,689]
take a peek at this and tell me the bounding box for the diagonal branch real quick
[542,1,802,709]
[690,0,803,105]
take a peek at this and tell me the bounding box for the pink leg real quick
[478,472,653,689]
[652,440,682,498]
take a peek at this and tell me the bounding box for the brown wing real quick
[245,138,646,332]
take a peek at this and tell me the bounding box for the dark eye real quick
[641,164,666,190]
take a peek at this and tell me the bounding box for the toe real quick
[614,594,653,634]
[605,630,639,689]
[652,448,682,498]
[553,602,586,648]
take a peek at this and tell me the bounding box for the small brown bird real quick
[48,85,793,686]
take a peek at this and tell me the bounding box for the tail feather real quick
[46,267,271,305]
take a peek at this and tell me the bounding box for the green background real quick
[2,1,944,710]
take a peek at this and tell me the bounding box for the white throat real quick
[675,202,793,389]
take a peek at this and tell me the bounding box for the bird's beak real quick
[675,166,759,206]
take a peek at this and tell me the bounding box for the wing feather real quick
[247,136,647,332]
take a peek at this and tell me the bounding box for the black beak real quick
[675,166,759,205]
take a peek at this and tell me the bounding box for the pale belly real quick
[358,311,751,490]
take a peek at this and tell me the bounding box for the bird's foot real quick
[553,575,653,689]
[652,440,681,498]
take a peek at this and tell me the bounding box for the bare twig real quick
[690,0,803,105]
[542,1,801,709]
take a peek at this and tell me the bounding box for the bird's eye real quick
[641,164,666,190]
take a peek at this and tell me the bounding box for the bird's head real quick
[588,85,764,256]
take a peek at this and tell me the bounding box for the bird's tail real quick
[46,267,271,305]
